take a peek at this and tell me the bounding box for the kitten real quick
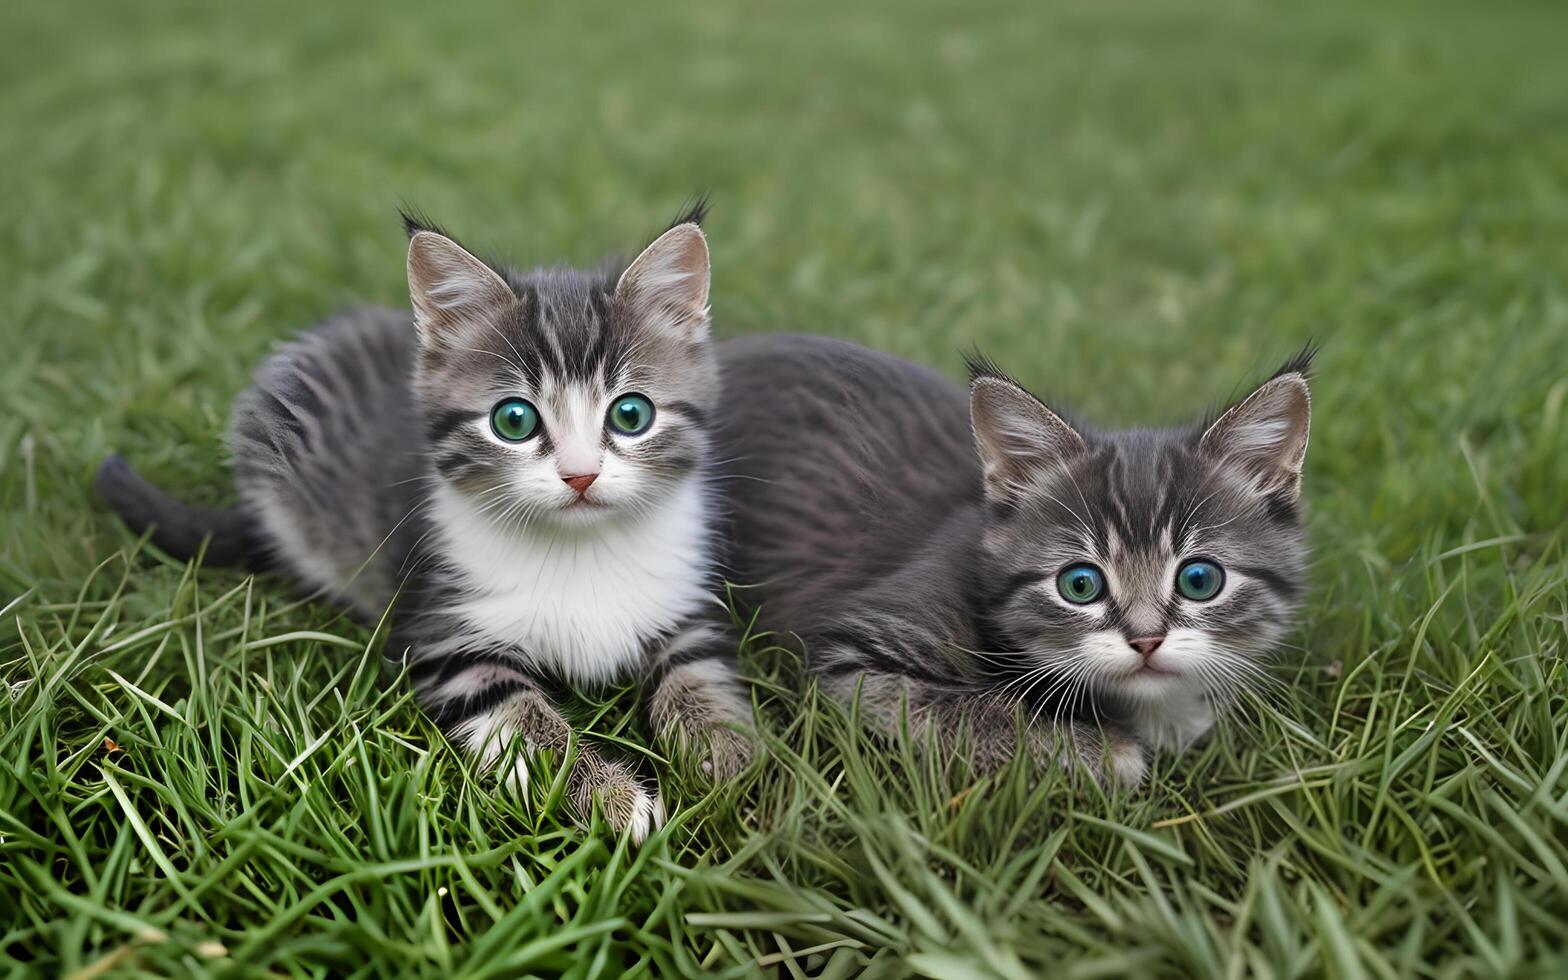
[97,207,753,840]
[712,335,1312,783]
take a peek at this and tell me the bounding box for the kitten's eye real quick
[1176,559,1225,601]
[490,398,541,442]
[1057,564,1106,604]
[607,394,655,435]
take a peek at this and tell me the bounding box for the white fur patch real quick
[1132,687,1216,753]
[453,700,535,794]
[427,477,717,684]
[623,790,666,844]
[1080,626,1221,751]
[1109,738,1149,785]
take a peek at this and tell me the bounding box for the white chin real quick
[548,500,619,527]
[1109,670,1189,704]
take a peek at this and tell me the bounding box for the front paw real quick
[569,756,665,844]
[698,723,756,782]
[647,659,756,784]
[660,718,756,784]
[1060,725,1147,788]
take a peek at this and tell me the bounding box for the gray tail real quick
[95,453,262,568]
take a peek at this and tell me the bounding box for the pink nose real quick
[562,473,598,495]
[1128,636,1165,659]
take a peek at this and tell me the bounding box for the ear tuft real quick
[399,207,450,241]
[1200,369,1312,497]
[970,374,1086,501]
[406,230,515,346]
[614,223,711,341]
[668,194,710,230]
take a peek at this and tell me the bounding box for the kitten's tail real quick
[94,453,261,568]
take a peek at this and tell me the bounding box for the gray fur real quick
[712,335,1312,781]
[98,218,754,839]
[228,306,423,611]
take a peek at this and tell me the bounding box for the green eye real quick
[490,398,540,442]
[607,394,655,435]
[1176,560,1225,601]
[1057,564,1106,604]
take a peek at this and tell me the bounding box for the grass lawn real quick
[3,0,1567,975]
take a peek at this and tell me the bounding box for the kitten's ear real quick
[614,223,710,341]
[970,374,1086,500]
[406,230,515,347]
[1200,360,1312,497]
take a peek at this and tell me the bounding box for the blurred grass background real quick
[2,0,1566,975]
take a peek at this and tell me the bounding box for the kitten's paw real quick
[697,724,756,783]
[647,659,756,784]
[570,758,665,844]
[502,755,530,796]
[1062,725,1147,788]
[1105,732,1148,787]
[659,718,756,784]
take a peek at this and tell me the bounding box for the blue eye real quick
[1056,564,1106,604]
[490,398,540,442]
[607,394,655,435]
[1176,560,1225,601]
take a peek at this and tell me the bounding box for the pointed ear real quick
[1200,371,1312,497]
[614,223,710,341]
[406,230,515,347]
[970,375,1086,500]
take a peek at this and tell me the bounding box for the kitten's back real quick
[713,334,978,625]
[229,306,426,614]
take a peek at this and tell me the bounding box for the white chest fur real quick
[1131,687,1217,753]
[428,479,716,684]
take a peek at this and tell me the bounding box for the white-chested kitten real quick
[98,205,752,840]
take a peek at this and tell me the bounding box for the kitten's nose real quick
[562,473,598,495]
[1128,636,1165,660]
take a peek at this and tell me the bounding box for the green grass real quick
[3,0,1566,975]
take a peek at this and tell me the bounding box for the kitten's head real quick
[970,352,1313,715]
[404,207,717,528]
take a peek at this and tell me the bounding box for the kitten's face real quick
[406,222,716,529]
[971,363,1312,716]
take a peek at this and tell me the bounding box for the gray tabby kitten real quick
[713,335,1312,783]
[97,208,752,840]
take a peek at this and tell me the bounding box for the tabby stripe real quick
[429,677,531,729]
[409,649,525,687]
[991,571,1047,608]
[435,452,479,479]
[1236,564,1297,598]
[645,625,732,684]
[665,400,709,428]
[1263,491,1299,526]
[426,409,475,443]
[812,632,948,684]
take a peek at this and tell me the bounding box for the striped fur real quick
[99,211,752,841]
[713,336,1313,781]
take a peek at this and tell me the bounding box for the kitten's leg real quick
[815,625,1146,787]
[644,623,755,782]
[413,651,664,841]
